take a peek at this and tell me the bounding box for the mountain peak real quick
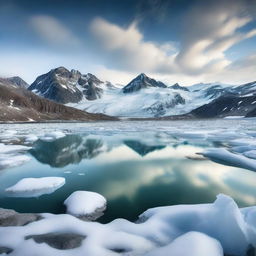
[0,76,29,89]
[138,73,147,79]
[123,73,167,93]
[53,66,69,72]
[6,76,29,88]
[29,67,104,103]
[170,83,189,92]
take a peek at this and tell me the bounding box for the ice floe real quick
[24,135,38,143]
[5,177,65,197]
[64,191,107,220]
[201,148,256,172]
[0,143,31,170]
[39,131,66,142]
[0,194,255,255]
[0,144,30,154]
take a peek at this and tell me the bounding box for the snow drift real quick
[0,194,256,256]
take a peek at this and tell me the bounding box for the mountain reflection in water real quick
[1,131,256,223]
[29,135,168,167]
[29,135,105,167]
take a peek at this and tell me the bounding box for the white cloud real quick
[90,0,256,85]
[206,54,256,84]
[175,1,255,75]
[95,66,136,85]
[29,15,81,47]
[90,17,177,73]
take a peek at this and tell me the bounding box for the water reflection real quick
[123,140,165,156]
[29,135,169,167]
[1,134,256,223]
[29,135,105,167]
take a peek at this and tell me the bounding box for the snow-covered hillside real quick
[68,81,234,118]
[28,67,256,118]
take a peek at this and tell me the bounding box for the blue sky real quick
[0,0,256,85]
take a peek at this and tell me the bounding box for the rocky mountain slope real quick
[189,81,256,118]
[3,66,256,119]
[0,78,116,122]
[0,76,29,88]
[28,67,105,104]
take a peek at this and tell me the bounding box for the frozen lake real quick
[0,119,256,222]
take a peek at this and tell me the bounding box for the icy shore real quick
[0,194,255,256]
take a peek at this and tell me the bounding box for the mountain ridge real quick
[0,78,117,122]
[2,67,256,119]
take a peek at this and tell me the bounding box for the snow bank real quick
[145,231,223,256]
[0,194,256,256]
[64,191,107,220]
[5,177,65,197]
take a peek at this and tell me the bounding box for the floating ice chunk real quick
[0,130,17,138]
[0,155,31,170]
[5,177,65,198]
[201,148,256,171]
[224,116,245,119]
[0,143,31,170]
[176,131,208,139]
[25,135,38,143]
[0,143,30,154]
[40,131,66,142]
[64,191,107,220]
[145,231,223,256]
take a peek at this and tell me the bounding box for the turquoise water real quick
[1,123,256,223]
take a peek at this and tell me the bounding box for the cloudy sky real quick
[0,0,256,86]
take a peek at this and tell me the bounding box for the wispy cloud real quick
[29,15,81,47]
[90,17,177,73]
[175,0,256,75]
[90,0,256,84]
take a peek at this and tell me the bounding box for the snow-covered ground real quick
[0,194,256,255]
[67,84,224,117]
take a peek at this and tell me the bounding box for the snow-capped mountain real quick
[169,83,189,92]
[122,73,167,93]
[69,74,236,118]
[26,67,256,118]
[77,73,104,100]
[28,67,105,104]
[69,74,190,117]
[5,76,29,88]
[189,81,256,118]
[0,76,29,89]
[0,76,116,122]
